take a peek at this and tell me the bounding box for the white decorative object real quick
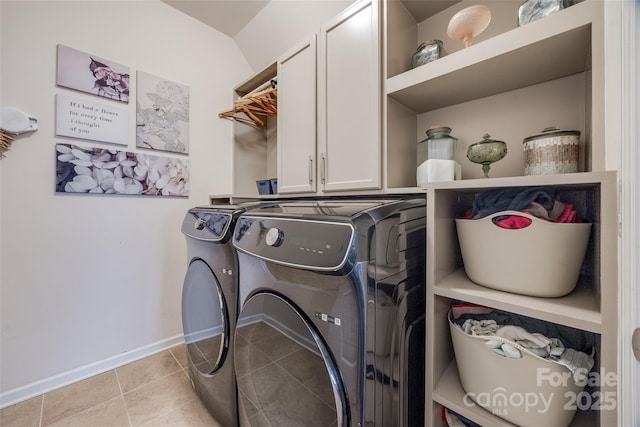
[0,107,38,134]
[447,5,492,48]
[417,159,461,185]
[0,107,38,158]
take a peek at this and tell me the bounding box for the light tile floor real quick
[0,345,222,427]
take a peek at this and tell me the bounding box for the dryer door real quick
[182,259,229,376]
[235,292,348,427]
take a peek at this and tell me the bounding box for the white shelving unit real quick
[381,1,617,425]
[383,0,604,189]
[425,171,618,427]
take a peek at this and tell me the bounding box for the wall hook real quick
[0,107,39,158]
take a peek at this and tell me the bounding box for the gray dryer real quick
[181,204,258,426]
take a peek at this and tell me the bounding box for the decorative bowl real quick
[466,133,507,177]
[447,4,492,48]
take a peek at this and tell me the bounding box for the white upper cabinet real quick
[223,0,383,200]
[318,0,382,192]
[277,36,317,194]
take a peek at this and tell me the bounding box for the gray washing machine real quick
[232,198,426,427]
[181,204,260,426]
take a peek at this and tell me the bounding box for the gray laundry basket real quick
[455,211,592,297]
[448,312,586,427]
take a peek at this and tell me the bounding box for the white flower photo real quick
[136,71,190,154]
[56,144,189,197]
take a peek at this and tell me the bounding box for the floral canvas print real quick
[56,45,129,103]
[56,144,189,197]
[136,71,190,154]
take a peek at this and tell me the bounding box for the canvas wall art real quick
[56,144,189,197]
[55,94,129,145]
[136,71,190,154]
[56,44,130,103]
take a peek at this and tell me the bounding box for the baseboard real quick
[1,314,321,408]
[237,313,319,357]
[0,333,185,409]
[184,325,222,344]
[236,313,262,329]
[262,314,319,357]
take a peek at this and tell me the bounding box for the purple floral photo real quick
[56,45,130,103]
[56,144,189,197]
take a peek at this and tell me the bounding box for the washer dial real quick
[265,227,284,247]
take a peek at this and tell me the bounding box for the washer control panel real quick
[233,216,354,271]
[182,209,233,242]
[195,217,207,231]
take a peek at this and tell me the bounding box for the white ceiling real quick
[162,1,457,38]
[161,0,271,37]
[161,0,353,71]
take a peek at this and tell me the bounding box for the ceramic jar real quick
[523,127,580,175]
[518,0,579,26]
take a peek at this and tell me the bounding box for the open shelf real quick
[433,362,518,426]
[230,62,278,198]
[422,171,613,191]
[235,63,277,97]
[386,0,596,114]
[425,170,617,427]
[435,269,601,333]
[433,362,598,427]
[383,0,605,190]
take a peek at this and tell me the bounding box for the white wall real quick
[0,0,252,406]
[234,0,354,71]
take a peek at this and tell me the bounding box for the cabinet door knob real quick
[633,328,640,362]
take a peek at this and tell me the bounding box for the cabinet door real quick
[277,36,317,194]
[318,0,381,192]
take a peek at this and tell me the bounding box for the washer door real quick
[182,259,229,376]
[235,293,347,427]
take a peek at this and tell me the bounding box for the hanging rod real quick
[218,80,277,128]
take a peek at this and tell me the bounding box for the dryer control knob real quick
[266,227,284,247]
